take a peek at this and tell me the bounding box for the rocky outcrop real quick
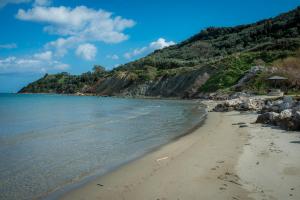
[213,95,300,131]
[92,70,210,98]
[212,97,264,112]
[256,112,279,124]
[232,66,265,90]
[256,96,300,130]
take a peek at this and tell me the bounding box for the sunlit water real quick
[0,94,206,200]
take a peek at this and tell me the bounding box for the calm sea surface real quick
[0,93,206,200]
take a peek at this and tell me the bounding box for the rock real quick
[273,100,283,106]
[232,122,246,125]
[224,98,243,107]
[283,96,294,104]
[291,111,300,130]
[292,105,300,114]
[238,98,264,111]
[214,97,266,112]
[229,92,251,99]
[275,110,300,131]
[207,92,230,100]
[75,92,85,96]
[279,109,292,119]
[271,105,280,113]
[279,102,292,111]
[277,118,294,130]
[232,66,264,89]
[253,96,300,131]
[213,104,234,112]
[279,97,294,111]
[256,112,279,124]
[295,111,300,120]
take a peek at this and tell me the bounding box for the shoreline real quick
[60,107,246,200]
[60,101,300,200]
[45,103,207,200]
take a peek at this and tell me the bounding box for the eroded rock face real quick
[93,69,210,98]
[233,66,265,90]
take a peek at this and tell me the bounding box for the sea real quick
[0,93,206,200]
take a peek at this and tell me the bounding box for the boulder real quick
[213,104,234,112]
[279,102,292,112]
[251,96,300,131]
[283,96,294,104]
[278,109,292,119]
[237,98,264,111]
[256,112,279,124]
[291,111,300,131]
[273,100,283,106]
[224,98,243,107]
[271,105,280,113]
[292,105,300,114]
[295,111,300,120]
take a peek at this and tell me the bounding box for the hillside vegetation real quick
[19,7,300,97]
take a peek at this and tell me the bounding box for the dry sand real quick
[61,102,300,200]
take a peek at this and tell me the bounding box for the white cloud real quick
[75,43,97,60]
[0,0,30,8]
[124,38,175,59]
[45,36,79,57]
[124,47,147,59]
[150,38,176,49]
[0,0,52,8]
[0,54,69,74]
[106,54,119,60]
[33,50,52,60]
[16,6,135,56]
[0,43,17,49]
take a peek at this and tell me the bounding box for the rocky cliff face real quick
[91,69,210,98]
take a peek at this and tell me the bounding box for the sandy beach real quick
[61,101,300,200]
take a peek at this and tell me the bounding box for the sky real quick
[0,0,300,92]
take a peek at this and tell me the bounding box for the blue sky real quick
[0,0,300,92]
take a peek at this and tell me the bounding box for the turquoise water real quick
[0,94,206,200]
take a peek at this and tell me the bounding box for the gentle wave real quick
[0,94,206,200]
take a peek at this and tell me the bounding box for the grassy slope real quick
[19,7,300,95]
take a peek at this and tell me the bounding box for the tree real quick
[93,65,106,74]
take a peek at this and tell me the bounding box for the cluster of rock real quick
[213,95,300,131]
[202,92,252,101]
[256,96,300,131]
[213,97,265,112]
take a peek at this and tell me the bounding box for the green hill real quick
[19,6,300,97]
